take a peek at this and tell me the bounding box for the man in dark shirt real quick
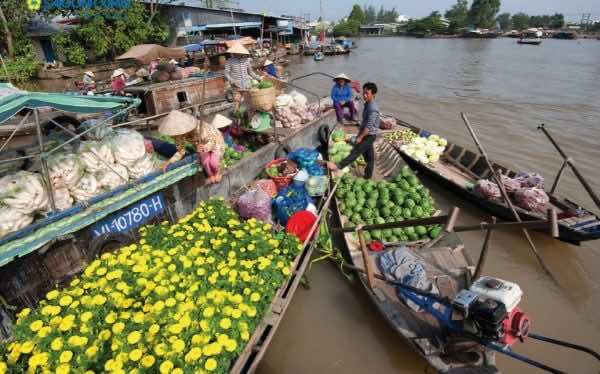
[328,82,380,178]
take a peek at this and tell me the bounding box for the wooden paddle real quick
[461,112,556,280]
[538,124,600,212]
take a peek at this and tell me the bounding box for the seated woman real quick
[262,59,278,78]
[331,73,356,123]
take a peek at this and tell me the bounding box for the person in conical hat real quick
[82,71,96,94]
[197,114,231,183]
[111,69,127,96]
[158,110,199,172]
[224,42,260,111]
[331,73,356,123]
[262,59,278,78]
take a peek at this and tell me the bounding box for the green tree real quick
[364,5,376,24]
[496,12,511,30]
[382,8,399,23]
[348,4,366,24]
[444,0,469,32]
[377,6,385,22]
[550,13,564,29]
[333,19,360,36]
[52,1,168,66]
[468,0,501,28]
[0,0,36,58]
[406,11,447,33]
[511,12,529,30]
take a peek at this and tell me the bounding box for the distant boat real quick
[314,52,324,61]
[517,38,542,45]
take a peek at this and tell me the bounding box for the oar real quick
[461,113,556,280]
[538,124,600,212]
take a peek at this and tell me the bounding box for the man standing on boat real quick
[224,43,261,112]
[327,82,380,179]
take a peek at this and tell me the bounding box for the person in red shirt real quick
[111,69,126,96]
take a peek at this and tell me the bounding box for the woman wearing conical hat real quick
[224,42,261,111]
[158,111,231,184]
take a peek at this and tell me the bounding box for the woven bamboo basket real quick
[249,86,277,112]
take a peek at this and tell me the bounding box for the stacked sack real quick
[79,140,129,194]
[473,172,549,213]
[48,153,84,206]
[274,91,315,128]
[111,129,156,180]
[0,172,49,236]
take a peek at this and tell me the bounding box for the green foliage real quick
[496,12,512,31]
[445,0,469,31]
[529,13,564,29]
[363,5,376,24]
[406,11,447,34]
[348,4,365,24]
[0,45,39,82]
[468,0,501,29]
[0,0,36,58]
[511,12,529,30]
[51,1,168,66]
[334,19,360,36]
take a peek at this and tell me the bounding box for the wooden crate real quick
[144,76,226,116]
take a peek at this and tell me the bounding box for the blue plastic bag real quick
[272,185,312,225]
[287,148,320,170]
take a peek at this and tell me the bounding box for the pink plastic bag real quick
[514,187,550,213]
[474,179,501,200]
[236,188,272,223]
[500,175,522,194]
[515,172,544,188]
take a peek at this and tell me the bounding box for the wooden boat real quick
[517,38,542,45]
[388,119,600,245]
[331,138,498,373]
[314,52,324,61]
[323,49,350,56]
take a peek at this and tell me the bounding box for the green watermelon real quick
[401,166,413,178]
[429,226,442,239]
[403,208,413,218]
[404,199,416,209]
[415,226,428,236]
[367,199,377,209]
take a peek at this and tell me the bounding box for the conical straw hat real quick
[263,59,274,66]
[84,71,95,77]
[226,43,250,55]
[158,110,198,136]
[212,114,232,129]
[333,73,351,82]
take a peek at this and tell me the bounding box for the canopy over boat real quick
[116,44,186,64]
[0,83,140,124]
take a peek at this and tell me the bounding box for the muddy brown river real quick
[260,37,600,373]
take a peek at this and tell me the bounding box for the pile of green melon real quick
[335,166,442,243]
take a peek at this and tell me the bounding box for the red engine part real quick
[500,307,531,346]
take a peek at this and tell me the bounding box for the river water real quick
[260,37,600,373]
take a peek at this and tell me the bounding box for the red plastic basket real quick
[265,158,297,190]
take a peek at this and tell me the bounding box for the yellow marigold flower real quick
[129,349,143,362]
[205,358,218,371]
[282,267,291,276]
[67,335,88,347]
[46,290,59,300]
[168,324,183,334]
[96,267,107,276]
[30,320,43,332]
[20,341,34,354]
[225,339,237,352]
[141,355,155,368]
[112,322,125,334]
[172,339,185,353]
[241,331,250,341]
[17,307,31,319]
[231,309,242,319]
[133,312,145,324]
[250,292,261,302]
[58,318,74,332]
[219,317,232,329]
[70,278,80,286]
[0,362,7,374]
[85,346,98,358]
[202,307,215,318]
[105,312,117,324]
[148,324,160,335]
[81,311,93,323]
[59,295,73,307]
[173,369,184,374]
[28,352,48,368]
[59,350,73,363]
[165,298,176,307]
[37,326,52,338]
[127,331,142,345]
[51,337,63,351]
[92,295,107,305]
[159,360,174,373]
[154,343,167,356]
[99,329,111,341]
[56,364,71,374]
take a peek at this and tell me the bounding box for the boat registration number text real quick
[91,194,165,237]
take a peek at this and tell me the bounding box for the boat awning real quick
[183,43,204,52]
[116,44,186,64]
[0,83,140,124]
[205,22,262,29]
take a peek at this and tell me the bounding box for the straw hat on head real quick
[84,71,95,78]
[158,110,198,137]
[169,59,178,64]
[212,114,232,129]
[333,73,351,83]
[263,59,274,67]
[226,43,250,55]
[111,68,125,79]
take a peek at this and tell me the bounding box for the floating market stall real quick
[0,83,337,339]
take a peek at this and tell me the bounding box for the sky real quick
[241,0,599,22]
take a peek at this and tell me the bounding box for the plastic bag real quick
[514,187,550,213]
[273,185,312,225]
[79,141,115,173]
[0,172,49,214]
[49,188,73,212]
[515,172,544,189]
[0,206,33,238]
[252,179,278,197]
[285,210,317,243]
[79,118,115,141]
[287,148,319,170]
[69,174,100,202]
[236,188,272,223]
[500,175,522,194]
[48,153,84,189]
[474,179,501,201]
[97,164,129,190]
[306,176,328,197]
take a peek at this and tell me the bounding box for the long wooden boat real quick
[517,39,542,45]
[323,49,350,56]
[331,137,498,373]
[388,119,600,245]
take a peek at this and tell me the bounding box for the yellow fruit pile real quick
[0,198,302,373]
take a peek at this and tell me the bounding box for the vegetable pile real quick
[336,166,441,243]
[221,146,250,169]
[273,91,316,129]
[1,198,302,373]
[385,129,418,144]
[400,134,448,165]
[329,130,364,166]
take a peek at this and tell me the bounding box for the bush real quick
[0,46,39,82]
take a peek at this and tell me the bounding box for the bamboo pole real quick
[461,112,555,279]
[34,109,56,212]
[473,217,496,280]
[538,124,600,212]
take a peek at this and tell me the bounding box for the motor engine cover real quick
[470,276,523,313]
[500,307,531,346]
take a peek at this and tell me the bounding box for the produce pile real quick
[385,129,418,144]
[328,130,364,166]
[399,134,448,165]
[0,129,159,239]
[273,91,316,129]
[1,198,302,373]
[221,146,251,169]
[336,166,441,243]
[473,172,549,213]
